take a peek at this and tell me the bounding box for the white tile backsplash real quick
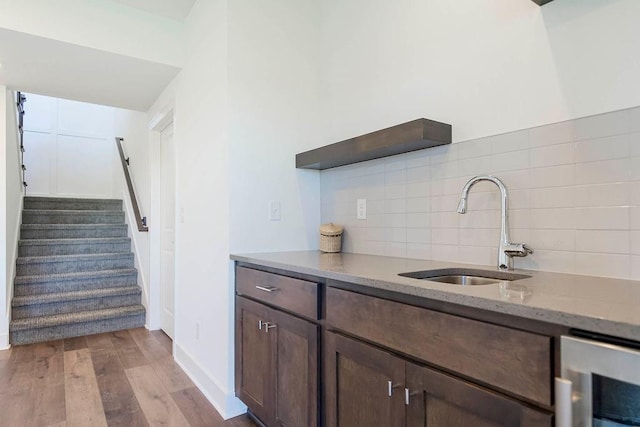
[321,106,640,279]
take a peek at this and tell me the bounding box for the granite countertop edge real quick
[231,251,640,342]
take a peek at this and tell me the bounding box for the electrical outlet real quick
[269,200,281,221]
[357,198,367,219]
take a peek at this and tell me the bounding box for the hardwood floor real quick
[0,328,257,427]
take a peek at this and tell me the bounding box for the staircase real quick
[10,196,146,345]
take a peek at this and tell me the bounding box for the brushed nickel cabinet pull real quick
[256,285,279,293]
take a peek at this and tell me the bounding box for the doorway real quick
[160,123,176,338]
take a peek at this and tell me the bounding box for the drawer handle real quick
[256,285,279,293]
[263,322,277,333]
[387,380,402,397]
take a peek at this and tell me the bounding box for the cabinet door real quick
[235,297,273,424]
[325,332,405,427]
[271,308,318,427]
[405,363,552,427]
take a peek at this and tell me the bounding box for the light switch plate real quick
[269,200,281,221]
[357,198,367,220]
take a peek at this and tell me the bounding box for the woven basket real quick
[319,223,343,253]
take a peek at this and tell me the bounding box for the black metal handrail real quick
[115,137,148,232]
[16,91,27,189]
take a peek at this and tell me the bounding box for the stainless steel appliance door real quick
[556,335,640,427]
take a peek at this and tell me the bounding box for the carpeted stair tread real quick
[23,209,123,214]
[21,223,128,230]
[15,268,138,285]
[12,286,141,307]
[17,252,133,264]
[19,237,130,246]
[20,224,129,239]
[10,305,145,331]
[24,196,123,211]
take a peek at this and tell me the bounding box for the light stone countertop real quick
[231,250,640,342]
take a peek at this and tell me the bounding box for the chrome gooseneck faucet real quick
[457,175,533,270]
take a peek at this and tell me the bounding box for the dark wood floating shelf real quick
[296,118,452,170]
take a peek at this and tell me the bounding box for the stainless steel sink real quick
[398,268,531,286]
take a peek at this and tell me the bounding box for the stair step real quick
[16,253,134,276]
[24,197,123,211]
[21,224,129,239]
[18,237,131,256]
[10,305,146,345]
[14,269,138,295]
[22,209,125,225]
[12,286,142,319]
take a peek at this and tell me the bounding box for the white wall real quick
[319,0,640,144]
[1,88,24,348]
[0,0,185,67]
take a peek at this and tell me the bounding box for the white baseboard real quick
[0,333,10,350]
[174,343,247,420]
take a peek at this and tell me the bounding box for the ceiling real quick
[104,0,196,21]
[0,28,181,111]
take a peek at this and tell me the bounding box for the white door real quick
[160,124,176,338]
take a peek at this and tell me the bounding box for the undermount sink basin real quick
[398,268,531,286]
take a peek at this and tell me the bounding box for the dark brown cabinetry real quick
[326,332,552,427]
[235,267,319,427]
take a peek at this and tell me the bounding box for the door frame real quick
[148,103,175,333]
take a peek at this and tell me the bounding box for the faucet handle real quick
[504,243,533,257]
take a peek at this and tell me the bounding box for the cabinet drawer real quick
[236,267,319,319]
[326,287,552,406]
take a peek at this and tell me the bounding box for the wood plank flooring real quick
[0,328,257,427]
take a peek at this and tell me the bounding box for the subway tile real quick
[631,107,640,133]
[458,156,492,177]
[431,211,459,228]
[632,182,640,205]
[385,169,406,184]
[632,256,640,280]
[389,228,407,243]
[631,132,640,156]
[526,229,575,251]
[367,227,390,242]
[430,194,460,212]
[406,165,430,183]
[510,209,530,228]
[490,150,530,173]
[367,214,386,227]
[575,252,630,279]
[430,144,459,164]
[529,187,574,208]
[510,228,531,244]
[573,110,629,141]
[384,242,407,258]
[385,157,407,172]
[632,207,640,230]
[458,246,493,266]
[367,200,385,215]
[431,228,459,245]
[529,121,574,147]
[459,228,494,247]
[575,230,630,254]
[365,159,386,175]
[431,244,459,262]
[406,197,430,213]
[467,191,500,211]
[575,158,630,185]
[530,143,575,168]
[431,161,461,180]
[458,137,493,159]
[510,190,530,209]
[406,212,429,228]
[406,243,431,260]
[406,181,430,199]
[516,250,575,274]
[573,183,630,207]
[574,207,629,230]
[631,157,640,181]
[384,183,406,199]
[529,165,575,188]
[496,169,531,190]
[529,208,576,229]
[492,129,529,153]
[406,150,431,169]
[386,213,407,228]
[459,209,501,229]
[575,134,629,163]
[406,228,430,244]
[384,199,406,214]
[357,241,385,256]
